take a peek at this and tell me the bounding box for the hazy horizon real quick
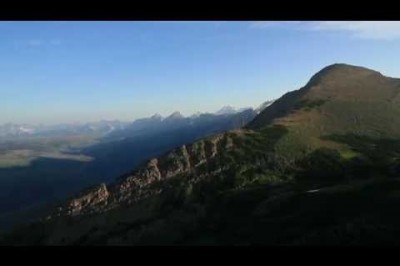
[0,103,261,126]
[2,21,400,124]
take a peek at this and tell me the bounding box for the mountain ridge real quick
[6,63,400,245]
[51,63,400,219]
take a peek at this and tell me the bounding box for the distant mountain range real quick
[0,123,37,138]
[0,120,129,140]
[105,107,265,142]
[0,105,272,141]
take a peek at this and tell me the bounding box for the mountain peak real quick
[216,106,237,115]
[318,63,379,73]
[248,63,397,130]
[166,111,184,120]
[190,111,203,118]
[306,63,383,88]
[151,113,162,120]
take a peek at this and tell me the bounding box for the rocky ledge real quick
[50,130,246,219]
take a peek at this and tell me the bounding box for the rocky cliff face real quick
[51,130,245,219]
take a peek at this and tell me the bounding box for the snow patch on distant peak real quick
[215,106,237,115]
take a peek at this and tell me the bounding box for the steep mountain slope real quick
[247,63,400,159]
[255,100,274,114]
[4,63,400,245]
[249,64,400,136]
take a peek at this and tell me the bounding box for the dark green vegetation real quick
[294,99,327,111]
[3,63,400,245]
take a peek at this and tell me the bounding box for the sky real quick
[1,21,400,125]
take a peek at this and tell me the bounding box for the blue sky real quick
[1,21,400,125]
